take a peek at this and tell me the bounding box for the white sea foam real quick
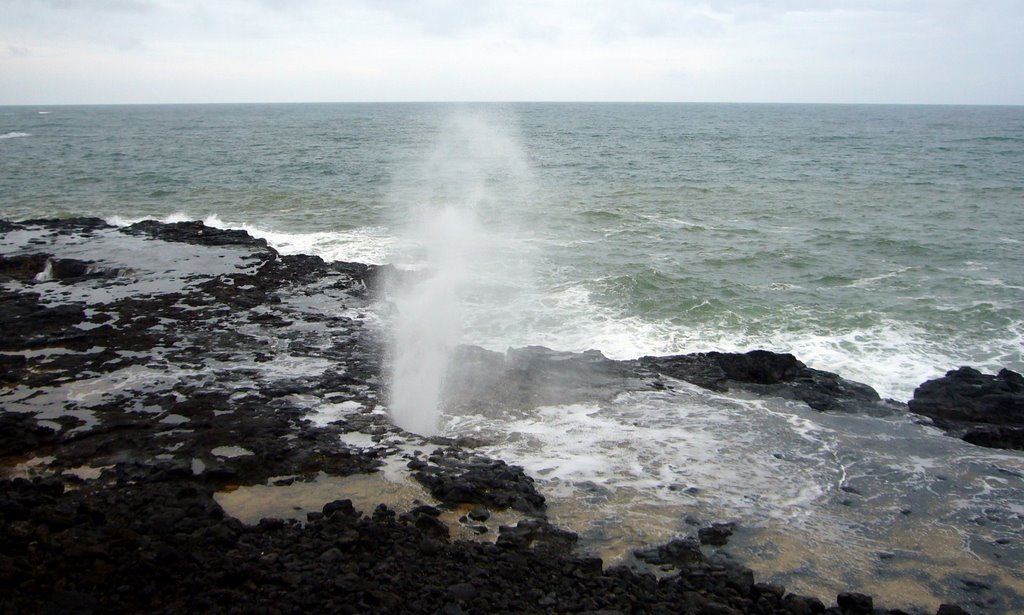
[846,266,913,289]
[443,375,1024,596]
[452,385,839,520]
[457,284,998,402]
[228,221,395,265]
[105,212,396,265]
[0,132,30,139]
[33,259,54,282]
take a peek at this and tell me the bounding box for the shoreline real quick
[2,217,1017,614]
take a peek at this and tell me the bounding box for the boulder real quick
[410,448,546,514]
[909,367,1024,450]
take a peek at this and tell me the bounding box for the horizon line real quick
[2,100,1023,108]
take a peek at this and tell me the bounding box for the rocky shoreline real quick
[2,217,1018,614]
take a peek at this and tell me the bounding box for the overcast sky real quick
[2,0,1022,105]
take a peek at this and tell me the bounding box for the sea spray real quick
[387,205,483,435]
[384,109,535,435]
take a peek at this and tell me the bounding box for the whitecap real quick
[105,212,397,265]
[0,132,30,140]
[846,266,913,288]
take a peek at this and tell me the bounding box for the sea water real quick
[2,102,1021,401]
[2,102,1024,611]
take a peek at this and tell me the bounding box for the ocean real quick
[2,102,1021,401]
[3,102,1024,610]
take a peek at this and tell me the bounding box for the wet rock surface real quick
[637,350,895,414]
[0,218,975,614]
[410,447,547,514]
[444,345,896,419]
[909,367,1024,450]
[443,344,641,414]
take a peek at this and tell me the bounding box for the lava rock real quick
[496,518,578,552]
[909,366,1024,450]
[411,448,546,514]
[467,506,490,522]
[0,412,60,457]
[124,219,270,249]
[639,350,891,413]
[836,591,873,613]
[634,537,704,567]
[698,522,736,546]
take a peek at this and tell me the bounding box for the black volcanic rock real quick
[635,537,704,567]
[837,591,873,614]
[909,366,1024,450]
[0,412,60,457]
[20,217,111,233]
[639,350,891,413]
[699,522,737,546]
[0,253,51,281]
[496,518,578,552]
[124,219,270,249]
[410,448,546,514]
[0,218,974,615]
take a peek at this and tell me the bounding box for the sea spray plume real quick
[388,206,482,435]
[384,109,535,435]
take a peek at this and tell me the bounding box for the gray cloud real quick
[1,0,1021,104]
[40,0,155,12]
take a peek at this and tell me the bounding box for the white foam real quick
[846,266,913,289]
[0,132,30,140]
[454,386,838,520]
[105,212,396,265]
[33,259,54,282]
[458,280,1008,401]
[308,400,363,427]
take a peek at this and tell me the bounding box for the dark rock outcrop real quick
[496,518,579,552]
[124,219,270,248]
[410,448,546,514]
[909,366,1024,450]
[635,537,705,567]
[699,522,737,546]
[638,350,892,413]
[3,472,948,615]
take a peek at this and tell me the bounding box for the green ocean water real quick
[2,102,1022,399]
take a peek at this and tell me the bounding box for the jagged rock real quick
[496,518,578,552]
[124,219,270,249]
[698,522,736,546]
[909,366,1024,450]
[638,350,891,413]
[0,412,59,457]
[836,591,873,614]
[0,253,51,281]
[410,448,546,514]
[634,537,704,567]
